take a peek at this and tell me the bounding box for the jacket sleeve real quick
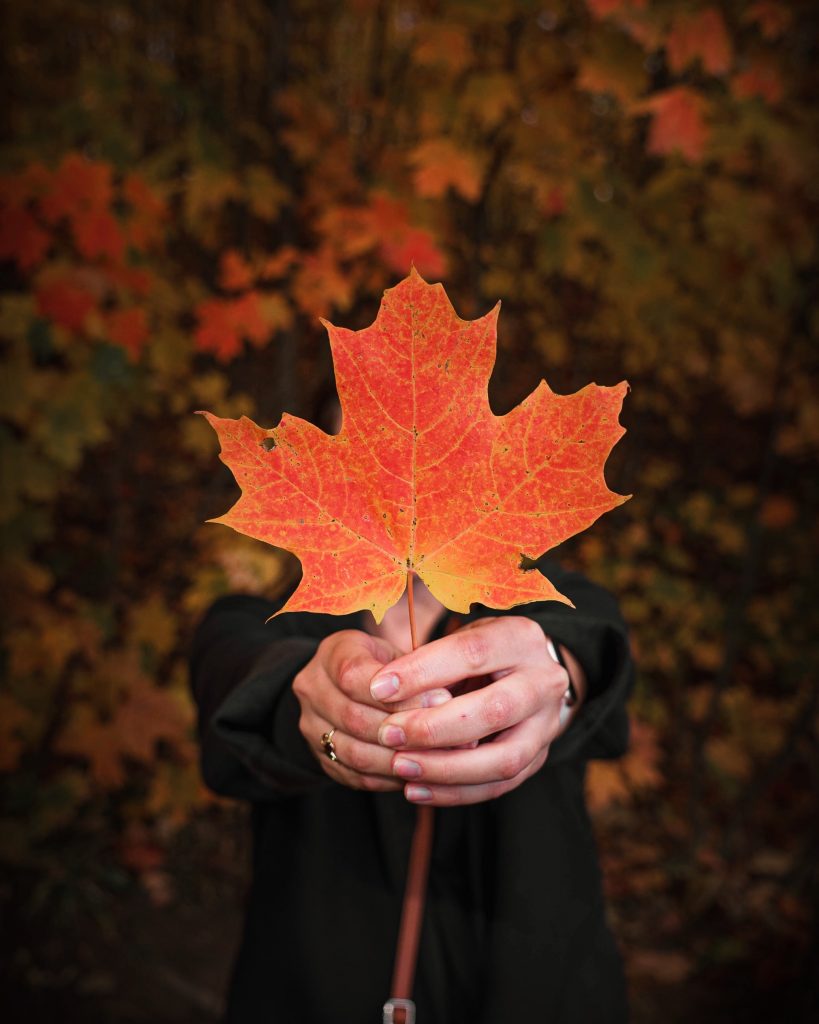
[496,559,634,766]
[189,594,331,801]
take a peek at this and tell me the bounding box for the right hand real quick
[293,630,452,791]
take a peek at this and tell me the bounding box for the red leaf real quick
[380,226,446,280]
[744,1,792,40]
[201,271,629,621]
[666,8,733,76]
[73,208,126,263]
[586,0,646,17]
[732,61,784,105]
[38,153,112,225]
[0,205,51,272]
[219,249,255,291]
[194,291,271,362]
[641,87,708,163]
[107,307,149,360]
[36,276,97,332]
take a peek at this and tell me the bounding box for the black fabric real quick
[189,560,634,1023]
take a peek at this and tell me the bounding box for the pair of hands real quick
[293,616,583,807]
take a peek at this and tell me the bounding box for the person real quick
[190,557,633,1024]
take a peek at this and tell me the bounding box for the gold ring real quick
[320,728,338,762]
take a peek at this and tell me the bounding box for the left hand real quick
[368,615,584,807]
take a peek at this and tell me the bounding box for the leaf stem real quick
[406,570,418,651]
[388,571,433,1017]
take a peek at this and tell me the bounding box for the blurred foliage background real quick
[1,0,817,1020]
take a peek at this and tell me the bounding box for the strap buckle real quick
[383,997,416,1024]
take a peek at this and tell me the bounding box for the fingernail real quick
[380,725,406,747]
[422,689,451,708]
[393,757,421,780]
[371,673,400,700]
[406,785,432,802]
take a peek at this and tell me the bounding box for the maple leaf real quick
[35,275,98,332]
[194,291,271,361]
[219,249,256,291]
[731,61,784,106]
[410,139,484,203]
[106,306,149,360]
[0,205,51,272]
[666,9,732,77]
[73,208,126,264]
[639,87,708,163]
[201,271,628,621]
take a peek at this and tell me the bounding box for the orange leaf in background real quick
[201,271,628,621]
[38,152,112,225]
[666,8,732,76]
[194,290,271,362]
[55,666,192,790]
[123,172,166,249]
[259,246,299,280]
[0,205,51,272]
[586,0,646,17]
[36,276,97,332]
[411,139,484,203]
[219,249,256,291]
[291,247,352,317]
[641,87,708,163]
[744,1,792,40]
[732,61,784,106]
[380,226,446,280]
[73,208,126,264]
[106,307,149,360]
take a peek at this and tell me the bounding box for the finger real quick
[335,644,401,707]
[390,715,549,786]
[310,720,403,792]
[369,616,548,703]
[378,668,562,750]
[401,746,549,807]
[326,687,452,745]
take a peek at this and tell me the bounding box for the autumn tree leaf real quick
[201,271,628,621]
[638,87,709,163]
[666,8,733,77]
[410,139,485,203]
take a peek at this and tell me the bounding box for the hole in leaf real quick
[260,437,276,451]
[519,554,539,573]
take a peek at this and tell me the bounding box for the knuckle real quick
[550,667,570,700]
[516,615,545,644]
[339,702,368,737]
[337,656,364,696]
[498,747,526,781]
[481,691,515,731]
[412,712,438,748]
[457,630,490,671]
[345,742,372,774]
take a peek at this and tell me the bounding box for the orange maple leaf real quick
[732,60,784,106]
[38,153,112,225]
[744,1,792,40]
[73,207,126,264]
[410,139,484,203]
[106,306,149,360]
[640,87,709,163]
[36,275,98,332]
[666,8,733,76]
[201,271,628,621]
[194,291,271,361]
[219,249,256,291]
[0,205,51,272]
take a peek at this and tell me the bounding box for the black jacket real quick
[190,561,633,1023]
